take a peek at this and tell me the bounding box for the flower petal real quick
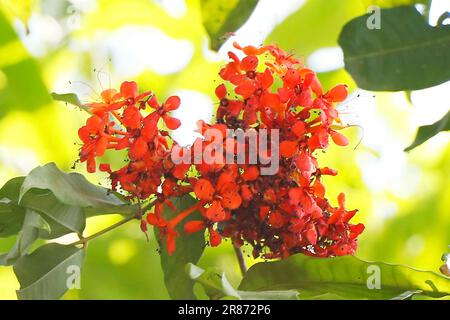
[164,96,181,111]
[194,179,214,201]
[120,81,138,100]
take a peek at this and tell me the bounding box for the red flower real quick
[194,176,242,222]
[147,95,182,130]
[78,115,113,173]
[120,81,152,105]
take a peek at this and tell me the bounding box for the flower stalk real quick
[233,244,248,277]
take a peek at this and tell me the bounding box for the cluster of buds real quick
[77,42,364,258]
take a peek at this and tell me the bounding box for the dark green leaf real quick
[405,110,450,151]
[239,254,450,299]
[0,177,26,237]
[0,203,25,238]
[0,176,25,201]
[156,194,205,299]
[201,0,258,51]
[19,162,135,216]
[51,92,84,108]
[0,210,50,266]
[186,263,299,300]
[338,6,450,91]
[13,243,84,300]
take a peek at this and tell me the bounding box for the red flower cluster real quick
[77,42,364,258]
[78,81,187,199]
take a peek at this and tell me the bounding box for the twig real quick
[233,244,248,277]
[69,199,157,247]
[70,215,135,246]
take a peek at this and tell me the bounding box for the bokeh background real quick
[0,0,449,299]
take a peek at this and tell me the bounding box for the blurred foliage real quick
[0,0,449,299]
[268,0,366,58]
[0,0,35,27]
[0,11,50,117]
[201,0,258,50]
[358,146,450,271]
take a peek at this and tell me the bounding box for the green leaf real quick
[338,6,450,91]
[186,263,299,300]
[201,0,258,51]
[0,176,24,201]
[0,209,50,266]
[21,189,86,235]
[0,177,26,237]
[19,162,135,216]
[404,110,450,151]
[1,163,137,259]
[0,174,85,238]
[239,254,450,300]
[156,194,205,299]
[51,92,84,108]
[13,243,84,300]
[0,202,25,238]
